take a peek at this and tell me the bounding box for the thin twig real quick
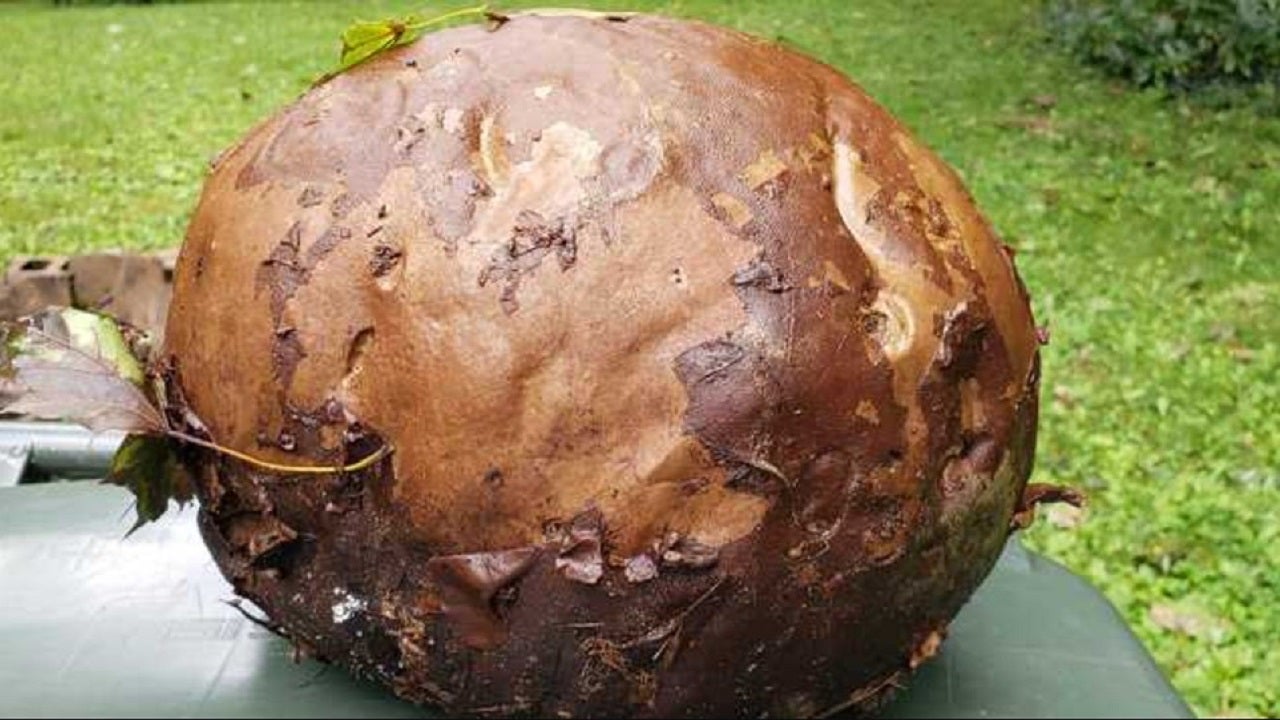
[224,598,291,640]
[167,429,390,475]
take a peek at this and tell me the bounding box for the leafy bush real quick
[1046,0,1280,99]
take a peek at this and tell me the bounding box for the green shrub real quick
[1046,0,1280,100]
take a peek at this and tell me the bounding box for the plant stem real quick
[165,429,389,475]
[404,3,489,31]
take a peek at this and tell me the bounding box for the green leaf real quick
[0,307,165,434]
[106,434,195,536]
[61,306,146,386]
[339,19,410,71]
[336,5,490,72]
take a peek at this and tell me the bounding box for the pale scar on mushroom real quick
[711,192,754,229]
[831,137,959,496]
[739,148,788,190]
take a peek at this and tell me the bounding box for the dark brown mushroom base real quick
[164,11,1041,719]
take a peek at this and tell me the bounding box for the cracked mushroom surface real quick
[164,10,1042,719]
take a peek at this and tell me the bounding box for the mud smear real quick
[477,210,578,314]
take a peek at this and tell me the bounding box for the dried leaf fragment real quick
[1149,603,1227,642]
[1010,483,1086,531]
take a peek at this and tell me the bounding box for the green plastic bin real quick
[0,482,1191,718]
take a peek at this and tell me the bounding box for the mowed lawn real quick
[1,1,1277,716]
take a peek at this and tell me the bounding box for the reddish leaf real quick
[1,307,166,435]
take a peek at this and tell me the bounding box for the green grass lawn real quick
[2,0,1277,716]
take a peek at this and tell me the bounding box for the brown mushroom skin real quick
[165,11,1040,719]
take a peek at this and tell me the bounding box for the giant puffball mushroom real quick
[164,10,1044,718]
